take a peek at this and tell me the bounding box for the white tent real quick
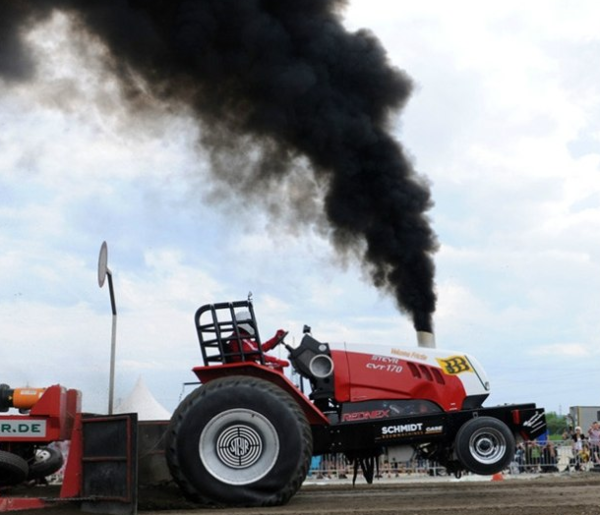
[114,376,171,421]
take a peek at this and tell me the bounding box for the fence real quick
[307,440,600,480]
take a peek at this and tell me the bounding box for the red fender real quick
[192,363,330,426]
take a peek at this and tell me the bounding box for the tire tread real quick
[166,376,312,507]
[0,450,29,486]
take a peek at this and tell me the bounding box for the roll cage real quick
[195,300,267,366]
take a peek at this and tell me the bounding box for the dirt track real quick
[138,473,600,515]
[8,473,600,514]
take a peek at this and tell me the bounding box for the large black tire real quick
[28,446,64,480]
[166,376,313,507]
[454,417,515,475]
[0,450,29,486]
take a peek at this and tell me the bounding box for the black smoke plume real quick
[0,0,438,331]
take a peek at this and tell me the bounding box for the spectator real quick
[527,440,542,472]
[587,421,600,466]
[514,443,526,473]
[580,442,591,469]
[562,425,573,441]
[569,426,588,471]
[541,441,559,473]
[391,457,399,477]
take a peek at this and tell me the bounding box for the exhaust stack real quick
[417,331,436,349]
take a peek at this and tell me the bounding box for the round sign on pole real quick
[98,241,108,288]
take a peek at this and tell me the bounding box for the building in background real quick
[569,406,600,431]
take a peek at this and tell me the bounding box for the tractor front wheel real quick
[166,376,312,507]
[454,417,515,475]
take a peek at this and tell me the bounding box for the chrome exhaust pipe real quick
[416,331,435,349]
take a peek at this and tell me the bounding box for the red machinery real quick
[0,298,548,511]
[164,299,547,507]
[0,384,79,487]
[0,385,137,514]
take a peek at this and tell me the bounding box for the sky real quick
[1,0,599,419]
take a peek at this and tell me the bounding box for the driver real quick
[227,311,290,369]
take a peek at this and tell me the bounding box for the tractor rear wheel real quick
[0,450,29,486]
[454,416,515,475]
[166,376,312,507]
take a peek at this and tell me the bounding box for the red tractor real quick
[166,300,546,507]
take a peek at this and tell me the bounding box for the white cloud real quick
[532,343,594,359]
[1,1,600,415]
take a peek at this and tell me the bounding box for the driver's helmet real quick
[235,311,255,336]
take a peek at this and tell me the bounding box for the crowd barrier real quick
[307,440,600,480]
[46,438,598,485]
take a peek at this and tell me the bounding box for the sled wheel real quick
[28,446,64,479]
[0,450,29,486]
[454,417,515,475]
[166,376,313,507]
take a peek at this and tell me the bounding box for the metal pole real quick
[106,269,117,415]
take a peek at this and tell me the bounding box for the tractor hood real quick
[327,341,491,411]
